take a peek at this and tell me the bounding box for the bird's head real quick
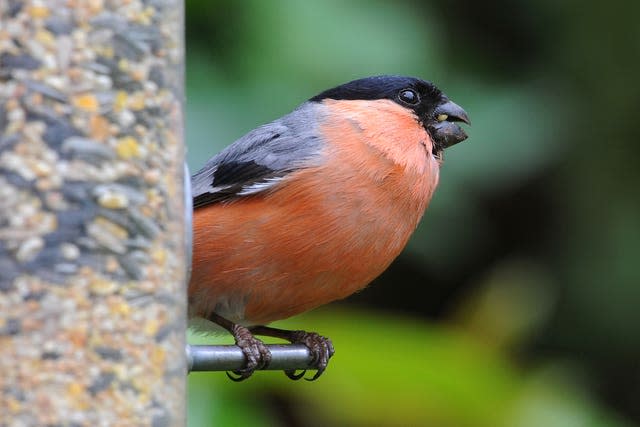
[310,75,470,157]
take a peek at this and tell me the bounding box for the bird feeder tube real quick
[0,1,186,425]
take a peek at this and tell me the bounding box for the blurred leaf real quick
[507,363,634,427]
[188,372,275,426]
[452,258,556,350]
[443,82,566,192]
[233,0,440,82]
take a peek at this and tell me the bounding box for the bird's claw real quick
[227,324,271,381]
[287,330,334,381]
[284,369,306,380]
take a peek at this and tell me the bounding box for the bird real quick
[189,75,470,381]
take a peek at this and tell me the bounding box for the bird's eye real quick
[399,89,419,105]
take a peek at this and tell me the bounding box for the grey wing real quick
[191,103,324,208]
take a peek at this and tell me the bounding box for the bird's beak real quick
[429,100,470,150]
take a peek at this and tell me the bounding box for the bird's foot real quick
[227,324,271,381]
[285,330,334,381]
[251,326,334,381]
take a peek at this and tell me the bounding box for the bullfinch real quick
[189,75,470,380]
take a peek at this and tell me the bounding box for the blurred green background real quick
[185,1,640,426]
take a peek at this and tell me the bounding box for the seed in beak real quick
[437,114,448,122]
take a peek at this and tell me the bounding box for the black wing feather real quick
[193,160,286,207]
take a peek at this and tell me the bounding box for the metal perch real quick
[187,344,316,372]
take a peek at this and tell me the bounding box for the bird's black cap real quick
[309,75,443,105]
